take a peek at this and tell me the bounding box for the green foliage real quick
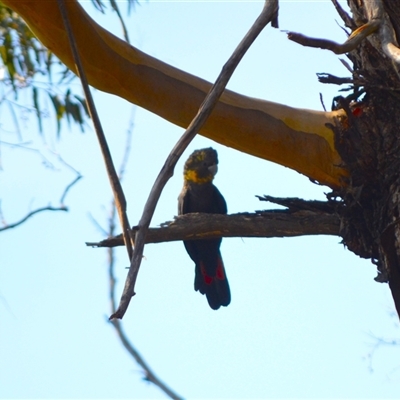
[0,0,137,138]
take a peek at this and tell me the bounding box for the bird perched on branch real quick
[178,147,231,310]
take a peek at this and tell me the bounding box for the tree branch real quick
[0,206,67,232]
[103,115,183,400]
[330,0,357,30]
[87,209,340,249]
[1,0,348,189]
[0,174,81,232]
[287,19,380,54]
[56,0,134,263]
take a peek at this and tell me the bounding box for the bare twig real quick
[60,175,81,205]
[317,73,354,85]
[109,319,183,399]
[319,93,327,111]
[287,19,380,54]
[364,330,400,373]
[0,172,81,231]
[111,0,279,320]
[104,114,183,400]
[109,0,131,43]
[331,0,356,30]
[339,58,354,73]
[0,205,67,232]
[0,140,57,170]
[56,0,134,263]
[107,237,183,399]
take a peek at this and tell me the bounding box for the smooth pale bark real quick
[3,0,348,189]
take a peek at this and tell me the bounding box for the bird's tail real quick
[195,255,231,310]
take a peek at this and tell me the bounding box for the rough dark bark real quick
[330,0,400,316]
[382,0,400,43]
[87,205,340,248]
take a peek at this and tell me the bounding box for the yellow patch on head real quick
[183,147,218,184]
[184,168,213,184]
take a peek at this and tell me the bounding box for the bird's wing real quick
[211,185,228,214]
[178,185,190,215]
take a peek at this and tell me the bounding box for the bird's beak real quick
[208,164,218,176]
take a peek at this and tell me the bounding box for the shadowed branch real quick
[87,207,340,249]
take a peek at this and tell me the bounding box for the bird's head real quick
[183,147,219,184]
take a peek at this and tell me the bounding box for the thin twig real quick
[111,0,279,320]
[0,172,81,232]
[319,92,327,111]
[0,140,57,170]
[56,0,134,262]
[107,229,183,399]
[0,206,67,232]
[109,0,131,43]
[105,116,183,400]
[331,0,356,30]
[60,175,81,205]
[109,320,184,399]
[364,330,400,373]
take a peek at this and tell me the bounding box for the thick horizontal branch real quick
[2,0,348,189]
[87,210,340,248]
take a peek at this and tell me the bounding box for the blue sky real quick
[1,1,400,398]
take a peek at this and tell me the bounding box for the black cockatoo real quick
[178,147,231,310]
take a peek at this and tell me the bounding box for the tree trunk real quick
[333,0,400,316]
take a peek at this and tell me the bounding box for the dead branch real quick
[330,0,357,30]
[110,0,280,320]
[287,19,380,54]
[109,319,183,400]
[56,0,134,264]
[87,209,340,249]
[0,174,81,232]
[104,117,183,400]
[256,195,339,212]
[364,330,400,374]
[317,73,354,85]
[0,206,67,232]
